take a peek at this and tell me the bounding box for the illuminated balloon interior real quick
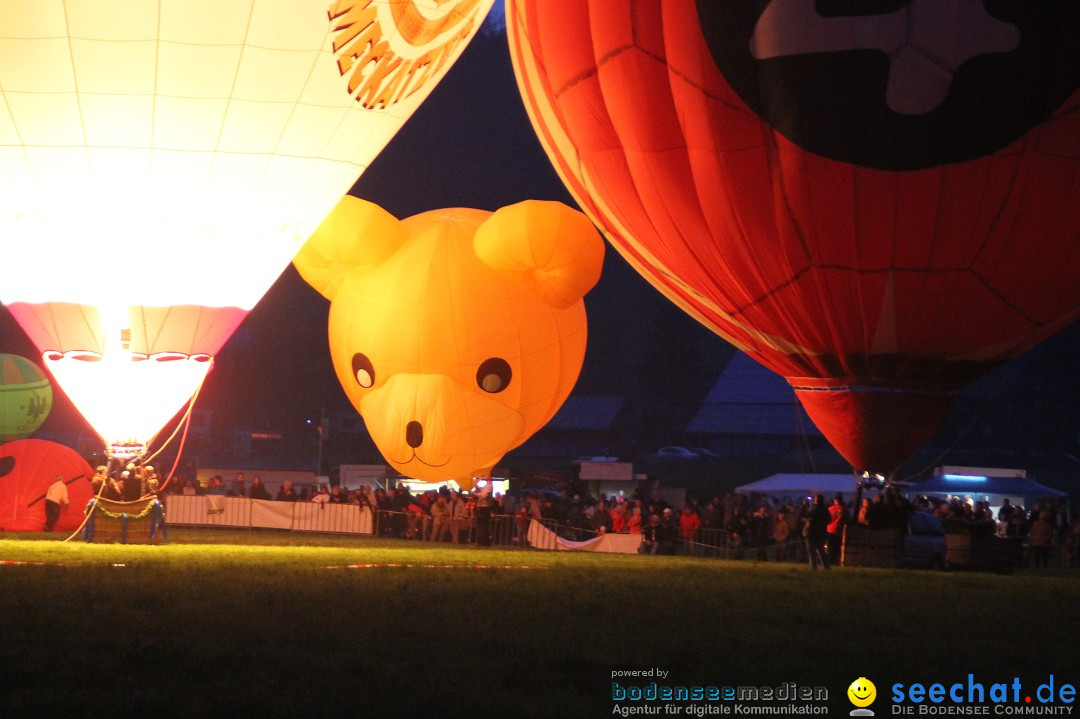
[0,0,493,457]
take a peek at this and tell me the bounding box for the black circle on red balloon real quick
[696,0,1080,171]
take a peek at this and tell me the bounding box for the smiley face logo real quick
[848,677,877,708]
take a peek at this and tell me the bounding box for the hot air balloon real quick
[294,196,604,487]
[0,354,52,441]
[507,1,1080,473]
[0,0,494,462]
[0,439,94,532]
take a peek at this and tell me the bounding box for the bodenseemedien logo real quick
[849,677,877,716]
[609,673,830,716]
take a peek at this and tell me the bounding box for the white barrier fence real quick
[164,495,374,535]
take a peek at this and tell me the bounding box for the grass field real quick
[2,530,1078,718]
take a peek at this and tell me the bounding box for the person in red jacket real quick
[679,505,701,555]
[827,496,847,565]
[611,502,627,533]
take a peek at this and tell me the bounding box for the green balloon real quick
[0,354,52,441]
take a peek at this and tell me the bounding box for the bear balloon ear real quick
[293,195,407,300]
[473,200,605,308]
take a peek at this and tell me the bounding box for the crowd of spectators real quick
[161,473,1080,566]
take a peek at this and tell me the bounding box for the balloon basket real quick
[82,497,167,544]
[840,525,903,568]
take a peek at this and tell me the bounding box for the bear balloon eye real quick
[476,357,512,393]
[351,353,375,388]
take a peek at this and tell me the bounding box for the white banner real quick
[526,520,642,554]
[249,499,294,530]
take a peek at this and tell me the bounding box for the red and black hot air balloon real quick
[507,0,1080,473]
[0,439,94,532]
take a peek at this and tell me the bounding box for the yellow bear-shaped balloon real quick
[295,197,605,487]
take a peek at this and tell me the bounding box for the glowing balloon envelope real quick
[0,354,52,441]
[295,197,604,485]
[507,1,1080,472]
[0,0,494,458]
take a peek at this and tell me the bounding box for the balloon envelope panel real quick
[507,0,1080,471]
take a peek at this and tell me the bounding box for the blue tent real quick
[736,473,856,498]
[909,476,1065,498]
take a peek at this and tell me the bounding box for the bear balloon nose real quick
[405,421,424,448]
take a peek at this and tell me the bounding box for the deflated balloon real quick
[0,440,93,532]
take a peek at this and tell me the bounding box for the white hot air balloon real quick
[0,0,493,459]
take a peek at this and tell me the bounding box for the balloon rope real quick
[149,371,207,495]
[60,466,110,544]
[58,367,208,544]
[154,401,194,496]
[793,403,818,475]
[143,364,208,468]
[895,392,1000,484]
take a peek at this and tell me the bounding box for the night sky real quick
[1,9,1078,487]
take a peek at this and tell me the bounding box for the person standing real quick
[476,489,494,547]
[640,513,662,555]
[448,491,468,544]
[44,474,69,531]
[429,495,451,542]
[805,494,831,570]
[229,472,247,498]
[659,507,678,555]
[591,500,613,535]
[826,496,847,565]
[772,508,791,561]
[249,475,272,501]
[679,505,701,555]
[997,499,1015,537]
[1028,512,1054,568]
[275,480,297,501]
[310,486,331,505]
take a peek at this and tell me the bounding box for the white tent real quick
[735,473,857,498]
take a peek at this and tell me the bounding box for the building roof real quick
[701,352,796,404]
[686,353,821,436]
[545,396,626,431]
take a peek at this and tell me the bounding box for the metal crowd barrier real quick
[162,496,814,561]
